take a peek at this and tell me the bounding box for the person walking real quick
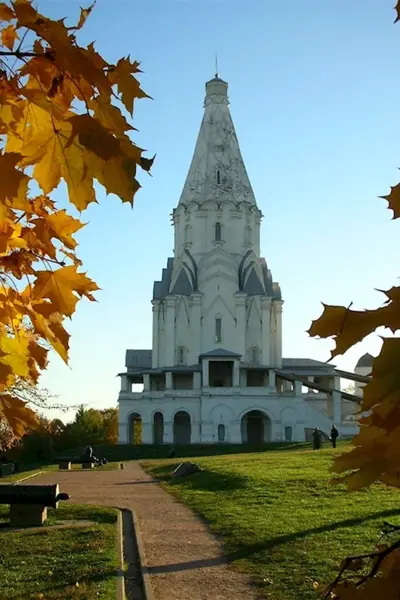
[330,425,339,449]
[312,428,322,450]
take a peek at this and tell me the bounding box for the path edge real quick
[116,510,126,600]
[12,471,43,484]
[131,509,154,600]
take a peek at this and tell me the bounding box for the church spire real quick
[177,75,257,208]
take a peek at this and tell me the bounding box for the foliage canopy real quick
[309,5,400,596]
[0,0,152,435]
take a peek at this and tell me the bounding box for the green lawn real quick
[0,461,121,483]
[144,445,400,600]
[0,504,118,599]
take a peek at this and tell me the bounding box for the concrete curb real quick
[12,471,44,484]
[116,510,126,600]
[131,509,154,600]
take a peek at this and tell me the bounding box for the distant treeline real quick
[0,406,118,462]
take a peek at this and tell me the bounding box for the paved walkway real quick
[32,463,262,600]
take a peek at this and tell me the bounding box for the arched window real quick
[217,170,221,184]
[215,317,222,343]
[218,424,225,442]
[215,222,221,241]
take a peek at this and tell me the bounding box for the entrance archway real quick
[128,412,142,444]
[173,411,191,444]
[153,412,164,445]
[241,410,271,444]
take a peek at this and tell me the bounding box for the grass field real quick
[0,504,118,599]
[0,461,121,483]
[145,445,400,600]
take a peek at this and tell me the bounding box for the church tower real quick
[119,74,354,446]
[151,74,283,373]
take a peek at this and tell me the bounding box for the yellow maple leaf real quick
[307,303,383,358]
[26,303,69,363]
[1,23,19,50]
[88,94,133,135]
[32,265,99,317]
[0,329,31,379]
[68,114,121,160]
[0,393,38,437]
[108,57,150,115]
[75,2,95,30]
[0,151,29,204]
[46,210,85,249]
[380,182,400,219]
[0,3,15,21]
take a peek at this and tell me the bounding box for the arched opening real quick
[128,412,142,445]
[217,423,225,442]
[215,222,221,241]
[173,411,191,444]
[153,412,164,445]
[217,169,221,184]
[284,425,293,442]
[241,410,271,444]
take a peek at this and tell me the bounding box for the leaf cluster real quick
[0,0,152,435]
[320,523,400,599]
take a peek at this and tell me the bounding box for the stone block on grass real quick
[10,504,47,527]
[172,462,201,479]
[59,461,71,470]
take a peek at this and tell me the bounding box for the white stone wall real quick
[154,286,281,369]
[173,202,262,261]
[118,389,340,445]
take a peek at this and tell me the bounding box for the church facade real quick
[117,75,359,445]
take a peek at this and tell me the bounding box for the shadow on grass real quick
[150,465,251,492]
[147,507,400,574]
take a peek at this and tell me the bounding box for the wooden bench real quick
[0,463,14,477]
[0,483,69,527]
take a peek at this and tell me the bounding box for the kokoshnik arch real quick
[117,73,363,445]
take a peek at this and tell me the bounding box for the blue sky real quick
[37,0,399,417]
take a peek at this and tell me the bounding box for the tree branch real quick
[0,51,40,57]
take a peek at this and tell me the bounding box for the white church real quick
[117,74,365,445]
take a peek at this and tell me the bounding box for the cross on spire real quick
[215,52,219,78]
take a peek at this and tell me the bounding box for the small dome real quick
[356,353,374,368]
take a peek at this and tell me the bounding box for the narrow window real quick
[252,347,258,364]
[215,222,221,241]
[245,225,252,245]
[215,317,222,343]
[217,170,221,184]
[218,424,225,442]
[185,225,190,244]
[178,347,185,364]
